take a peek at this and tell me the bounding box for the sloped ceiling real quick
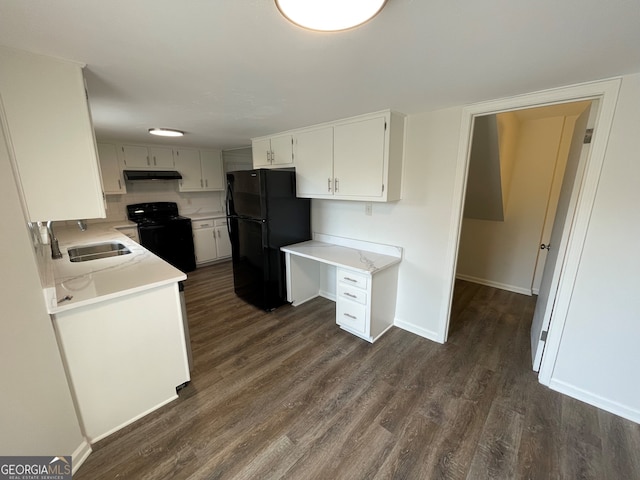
[0,1,638,148]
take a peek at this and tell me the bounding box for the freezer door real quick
[226,170,264,219]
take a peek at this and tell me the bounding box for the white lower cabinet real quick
[192,218,231,265]
[282,235,402,343]
[336,269,370,337]
[115,225,139,243]
[52,283,190,443]
[214,221,232,258]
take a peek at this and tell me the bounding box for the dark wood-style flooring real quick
[75,261,640,479]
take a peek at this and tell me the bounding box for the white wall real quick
[456,115,569,294]
[99,183,224,224]
[0,114,87,456]
[312,107,463,342]
[314,74,640,424]
[550,73,640,422]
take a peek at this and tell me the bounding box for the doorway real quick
[452,100,591,370]
[440,78,621,384]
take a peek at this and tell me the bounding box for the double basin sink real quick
[68,242,131,262]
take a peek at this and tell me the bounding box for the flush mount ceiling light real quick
[148,128,184,137]
[275,0,387,32]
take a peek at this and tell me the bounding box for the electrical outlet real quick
[365,203,372,216]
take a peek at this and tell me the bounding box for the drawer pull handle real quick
[343,277,358,283]
[344,292,357,298]
[344,313,357,320]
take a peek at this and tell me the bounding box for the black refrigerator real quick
[226,169,311,310]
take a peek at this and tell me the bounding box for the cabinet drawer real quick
[337,268,368,290]
[213,218,227,227]
[336,299,367,333]
[337,284,367,305]
[192,219,214,229]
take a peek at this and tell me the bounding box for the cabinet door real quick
[200,150,224,191]
[270,134,294,165]
[252,138,271,167]
[333,116,386,198]
[175,149,202,191]
[122,145,150,168]
[193,226,217,264]
[0,47,106,221]
[97,143,126,194]
[148,146,174,168]
[214,225,232,258]
[294,127,334,197]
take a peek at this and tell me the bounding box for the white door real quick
[148,146,174,168]
[333,116,386,198]
[174,149,202,191]
[294,126,334,197]
[200,150,224,191]
[530,105,591,371]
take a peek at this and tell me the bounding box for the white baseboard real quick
[394,317,443,344]
[89,394,179,444]
[456,273,532,296]
[319,290,336,302]
[72,438,92,475]
[549,378,640,425]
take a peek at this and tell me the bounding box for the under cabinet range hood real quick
[123,170,182,181]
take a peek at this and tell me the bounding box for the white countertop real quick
[281,234,402,274]
[184,211,226,221]
[44,222,186,314]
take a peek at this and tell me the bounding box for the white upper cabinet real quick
[148,146,175,168]
[174,148,202,191]
[0,47,106,222]
[293,110,405,202]
[97,143,126,194]
[333,116,386,198]
[121,145,174,169]
[252,133,294,168]
[121,145,150,168]
[174,148,224,192]
[294,126,334,198]
[200,150,224,191]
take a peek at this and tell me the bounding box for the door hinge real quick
[540,331,548,342]
[584,128,593,144]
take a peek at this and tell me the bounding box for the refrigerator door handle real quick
[226,181,235,215]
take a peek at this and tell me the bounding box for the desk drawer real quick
[336,299,366,333]
[337,284,367,305]
[337,268,368,290]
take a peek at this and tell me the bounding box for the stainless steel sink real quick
[68,242,131,262]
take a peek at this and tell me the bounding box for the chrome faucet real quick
[46,221,63,259]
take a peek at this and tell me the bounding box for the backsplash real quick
[98,181,224,224]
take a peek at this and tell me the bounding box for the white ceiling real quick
[0,1,638,149]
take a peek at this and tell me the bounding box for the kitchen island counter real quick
[43,222,186,314]
[46,221,191,444]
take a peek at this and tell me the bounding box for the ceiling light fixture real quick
[275,0,387,32]
[148,128,184,137]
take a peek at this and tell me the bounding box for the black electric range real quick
[126,202,196,273]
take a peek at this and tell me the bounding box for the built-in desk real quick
[281,233,402,342]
